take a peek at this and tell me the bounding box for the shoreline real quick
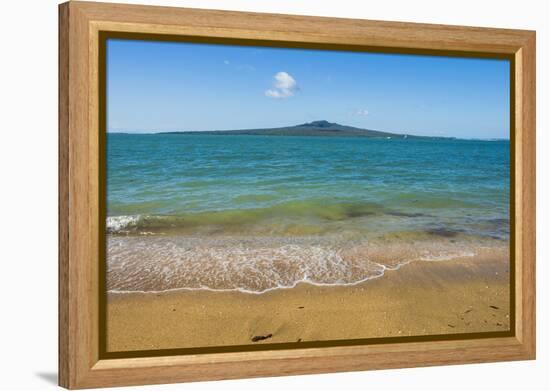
[106,253,510,353]
[106,233,507,293]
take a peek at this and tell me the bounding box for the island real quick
[158,120,446,139]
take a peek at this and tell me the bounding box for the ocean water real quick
[106,134,510,293]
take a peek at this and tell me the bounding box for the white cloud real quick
[224,60,256,72]
[265,71,297,99]
[238,64,256,71]
[356,109,369,116]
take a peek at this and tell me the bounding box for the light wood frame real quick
[59,1,536,389]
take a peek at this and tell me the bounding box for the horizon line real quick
[106,130,510,141]
[106,120,510,141]
[106,120,509,140]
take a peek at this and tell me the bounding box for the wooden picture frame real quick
[59,1,536,389]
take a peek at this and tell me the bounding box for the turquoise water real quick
[107,134,509,238]
[106,134,509,293]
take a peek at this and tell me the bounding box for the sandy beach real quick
[106,249,510,353]
[103,40,512,356]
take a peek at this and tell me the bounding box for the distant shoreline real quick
[110,120,434,139]
[107,132,509,141]
[107,120,508,140]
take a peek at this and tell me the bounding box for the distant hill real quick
[159,120,436,139]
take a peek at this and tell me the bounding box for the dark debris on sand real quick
[251,334,273,342]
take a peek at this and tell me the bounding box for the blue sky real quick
[107,39,510,139]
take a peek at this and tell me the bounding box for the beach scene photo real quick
[105,39,511,352]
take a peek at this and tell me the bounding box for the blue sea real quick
[106,134,510,293]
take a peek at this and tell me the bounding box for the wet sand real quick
[106,253,510,352]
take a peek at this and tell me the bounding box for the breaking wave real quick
[106,235,483,294]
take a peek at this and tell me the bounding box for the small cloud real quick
[224,59,256,71]
[265,71,297,99]
[356,109,369,116]
[238,64,256,71]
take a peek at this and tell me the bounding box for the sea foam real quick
[106,235,483,294]
[107,215,141,233]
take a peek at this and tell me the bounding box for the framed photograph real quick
[59,1,536,389]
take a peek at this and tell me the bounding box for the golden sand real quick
[106,254,510,352]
